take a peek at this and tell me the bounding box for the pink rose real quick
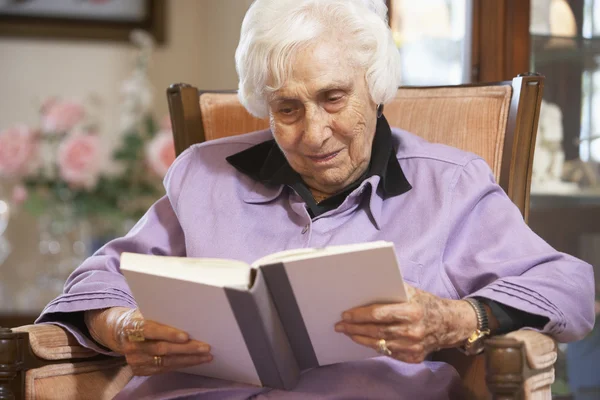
[146,131,176,178]
[12,184,28,205]
[41,100,85,133]
[57,133,102,189]
[0,125,38,177]
[160,115,172,131]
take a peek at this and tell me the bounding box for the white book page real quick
[283,244,406,365]
[122,269,262,386]
[252,241,391,267]
[121,252,252,288]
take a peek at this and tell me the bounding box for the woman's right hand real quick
[85,307,212,376]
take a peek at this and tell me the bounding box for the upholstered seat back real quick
[199,92,270,142]
[386,86,512,181]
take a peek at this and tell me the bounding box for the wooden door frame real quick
[472,0,531,82]
[386,0,532,83]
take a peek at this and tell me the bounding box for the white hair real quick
[235,0,402,118]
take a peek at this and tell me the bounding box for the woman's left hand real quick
[335,284,478,363]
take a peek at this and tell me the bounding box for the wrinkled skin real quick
[85,307,212,376]
[268,39,379,200]
[335,285,478,363]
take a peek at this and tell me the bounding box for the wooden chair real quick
[0,74,556,400]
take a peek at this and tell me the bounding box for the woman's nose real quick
[303,107,331,148]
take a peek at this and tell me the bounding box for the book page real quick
[121,252,252,288]
[282,243,407,366]
[121,269,262,386]
[252,241,391,268]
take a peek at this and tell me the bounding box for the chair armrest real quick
[13,324,98,361]
[486,330,556,400]
[0,325,130,400]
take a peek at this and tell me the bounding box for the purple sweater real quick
[38,128,595,400]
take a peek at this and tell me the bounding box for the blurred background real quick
[0,0,598,398]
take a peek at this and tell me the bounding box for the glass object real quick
[14,203,91,312]
[0,197,11,266]
[0,188,11,310]
[388,0,472,85]
[530,1,600,398]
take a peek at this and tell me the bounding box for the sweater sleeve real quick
[442,158,595,343]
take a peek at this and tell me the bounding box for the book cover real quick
[120,241,406,389]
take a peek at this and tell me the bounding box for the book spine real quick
[224,286,299,390]
[261,262,319,371]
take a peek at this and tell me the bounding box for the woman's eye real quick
[279,108,296,115]
[328,96,342,103]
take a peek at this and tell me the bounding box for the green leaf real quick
[23,192,49,217]
[144,115,158,137]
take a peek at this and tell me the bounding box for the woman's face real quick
[268,41,378,195]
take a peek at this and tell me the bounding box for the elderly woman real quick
[38,0,594,399]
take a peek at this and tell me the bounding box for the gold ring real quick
[377,339,392,356]
[126,319,146,342]
[154,355,163,368]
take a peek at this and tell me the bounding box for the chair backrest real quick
[167,75,544,222]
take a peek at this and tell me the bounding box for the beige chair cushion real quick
[25,359,132,400]
[14,324,97,361]
[385,85,512,182]
[199,93,269,141]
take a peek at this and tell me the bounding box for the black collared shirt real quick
[226,115,547,335]
[227,115,411,218]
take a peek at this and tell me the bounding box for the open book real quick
[120,241,407,390]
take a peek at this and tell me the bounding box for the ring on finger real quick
[153,355,163,368]
[126,319,145,342]
[377,339,392,356]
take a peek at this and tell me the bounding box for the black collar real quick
[226,115,411,217]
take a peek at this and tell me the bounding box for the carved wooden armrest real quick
[12,324,100,361]
[485,330,557,400]
[0,325,131,400]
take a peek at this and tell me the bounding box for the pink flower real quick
[12,185,28,205]
[57,133,102,189]
[0,125,38,177]
[41,100,85,133]
[146,131,176,178]
[160,115,172,131]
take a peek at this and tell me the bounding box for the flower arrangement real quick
[0,30,175,235]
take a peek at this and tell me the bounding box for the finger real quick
[141,320,190,343]
[154,354,214,372]
[130,354,213,376]
[390,350,427,364]
[342,303,422,324]
[346,335,425,360]
[127,352,213,371]
[137,339,211,356]
[335,322,421,342]
[346,334,383,353]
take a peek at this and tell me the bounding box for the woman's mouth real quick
[307,150,341,163]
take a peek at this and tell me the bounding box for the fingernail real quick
[335,324,345,332]
[197,345,209,352]
[342,312,351,321]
